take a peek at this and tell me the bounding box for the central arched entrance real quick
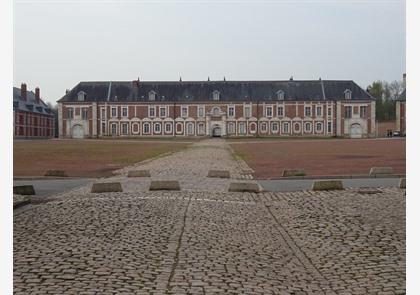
[71,124,84,139]
[349,123,362,138]
[212,125,221,137]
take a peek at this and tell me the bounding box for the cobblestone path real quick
[14,139,406,294]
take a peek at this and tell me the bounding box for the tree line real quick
[367,79,405,122]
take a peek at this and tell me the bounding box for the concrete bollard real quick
[207,170,230,178]
[312,180,344,191]
[369,167,394,176]
[282,169,306,177]
[399,178,406,189]
[127,170,151,177]
[228,182,262,193]
[13,185,35,195]
[91,182,123,193]
[149,181,181,191]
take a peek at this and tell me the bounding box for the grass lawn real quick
[230,138,406,178]
[14,139,190,177]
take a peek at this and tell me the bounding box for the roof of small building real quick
[57,79,374,103]
[13,87,53,116]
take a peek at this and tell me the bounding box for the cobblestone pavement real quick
[14,139,406,294]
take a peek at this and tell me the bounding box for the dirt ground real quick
[14,139,190,177]
[230,138,406,178]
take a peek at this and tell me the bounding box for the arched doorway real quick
[71,124,84,139]
[350,123,362,138]
[212,125,221,137]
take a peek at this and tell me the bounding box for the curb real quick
[256,174,406,181]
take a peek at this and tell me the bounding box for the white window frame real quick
[111,123,117,135]
[111,107,117,118]
[121,106,128,118]
[344,106,352,118]
[244,105,251,118]
[316,122,323,133]
[154,123,161,134]
[277,106,284,117]
[344,90,352,100]
[121,123,129,135]
[181,106,188,118]
[327,107,332,117]
[360,106,367,118]
[228,106,235,118]
[238,122,246,134]
[316,106,323,117]
[143,122,151,134]
[304,122,312,133]
[100,108,106,119]
[282,122,290,134]
[81,108,88,120]
[228,122,235,134]
[305,106,311,117]
[261,122,268,133]
[159,106,167,118]
[148,106,156,118]
[186,122,194,135]
[276,90,285,100]
[265,106,273,117]
[213,90,220,101]
[197,106,205,118]
[149,91,156,101]
[164,122,172,133]
[132,123,140,134]
[198,123,205,135]
[271,122,279,133]
[327,121,332,133]
[293,122,301,133]
[77,91,85,102]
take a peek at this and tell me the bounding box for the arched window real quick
[186,122,194,135]
[77,91,86,101]
[148,91,156,101]
[344,89,352,100]
[212,107,221,116]
[304,122,312,132]
[276,90,285,100]
[143,122,151,134]
[316,122,323,133]
[212,90,220,101]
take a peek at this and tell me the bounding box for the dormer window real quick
[148,91,156,101]
[77,91,86,101]
[276,90,285,100]
[212,90,220,101]
[344,89,352,100]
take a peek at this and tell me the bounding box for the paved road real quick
[259,177,401,192]
[13,178,95,197]
[14,139,406,294]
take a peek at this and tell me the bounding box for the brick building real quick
[396,89,406,135]
[57,78,376,139]
[13,84,55,138]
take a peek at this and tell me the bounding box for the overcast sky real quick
[14,0,405,105]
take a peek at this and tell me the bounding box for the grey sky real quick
[14,0,405,105]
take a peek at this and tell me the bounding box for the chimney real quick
[21,83,27,100]
[65,89,70,94]
[35,87,40,103]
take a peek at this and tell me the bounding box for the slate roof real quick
[13,87,53,116]
[57,79,374,103]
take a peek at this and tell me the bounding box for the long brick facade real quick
[58,79,376,138]
[13,84,55,138]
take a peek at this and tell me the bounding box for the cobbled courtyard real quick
[14,139,406,294]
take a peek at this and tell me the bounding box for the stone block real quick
[13,185,35,195]
[149,181,181,191]
[312,180,344,191]
[13,195,31,209]
[44,170,68,177]
[282,169,306,177]
[369,167,394,176]
[91,182,123,193]
[127,170,151,177]
[207,170,230,178]
[228,182,261,193]
[399,178,406,189]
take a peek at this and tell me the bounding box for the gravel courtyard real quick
[14,139,406,294]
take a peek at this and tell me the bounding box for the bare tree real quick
[389,80,404,101]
